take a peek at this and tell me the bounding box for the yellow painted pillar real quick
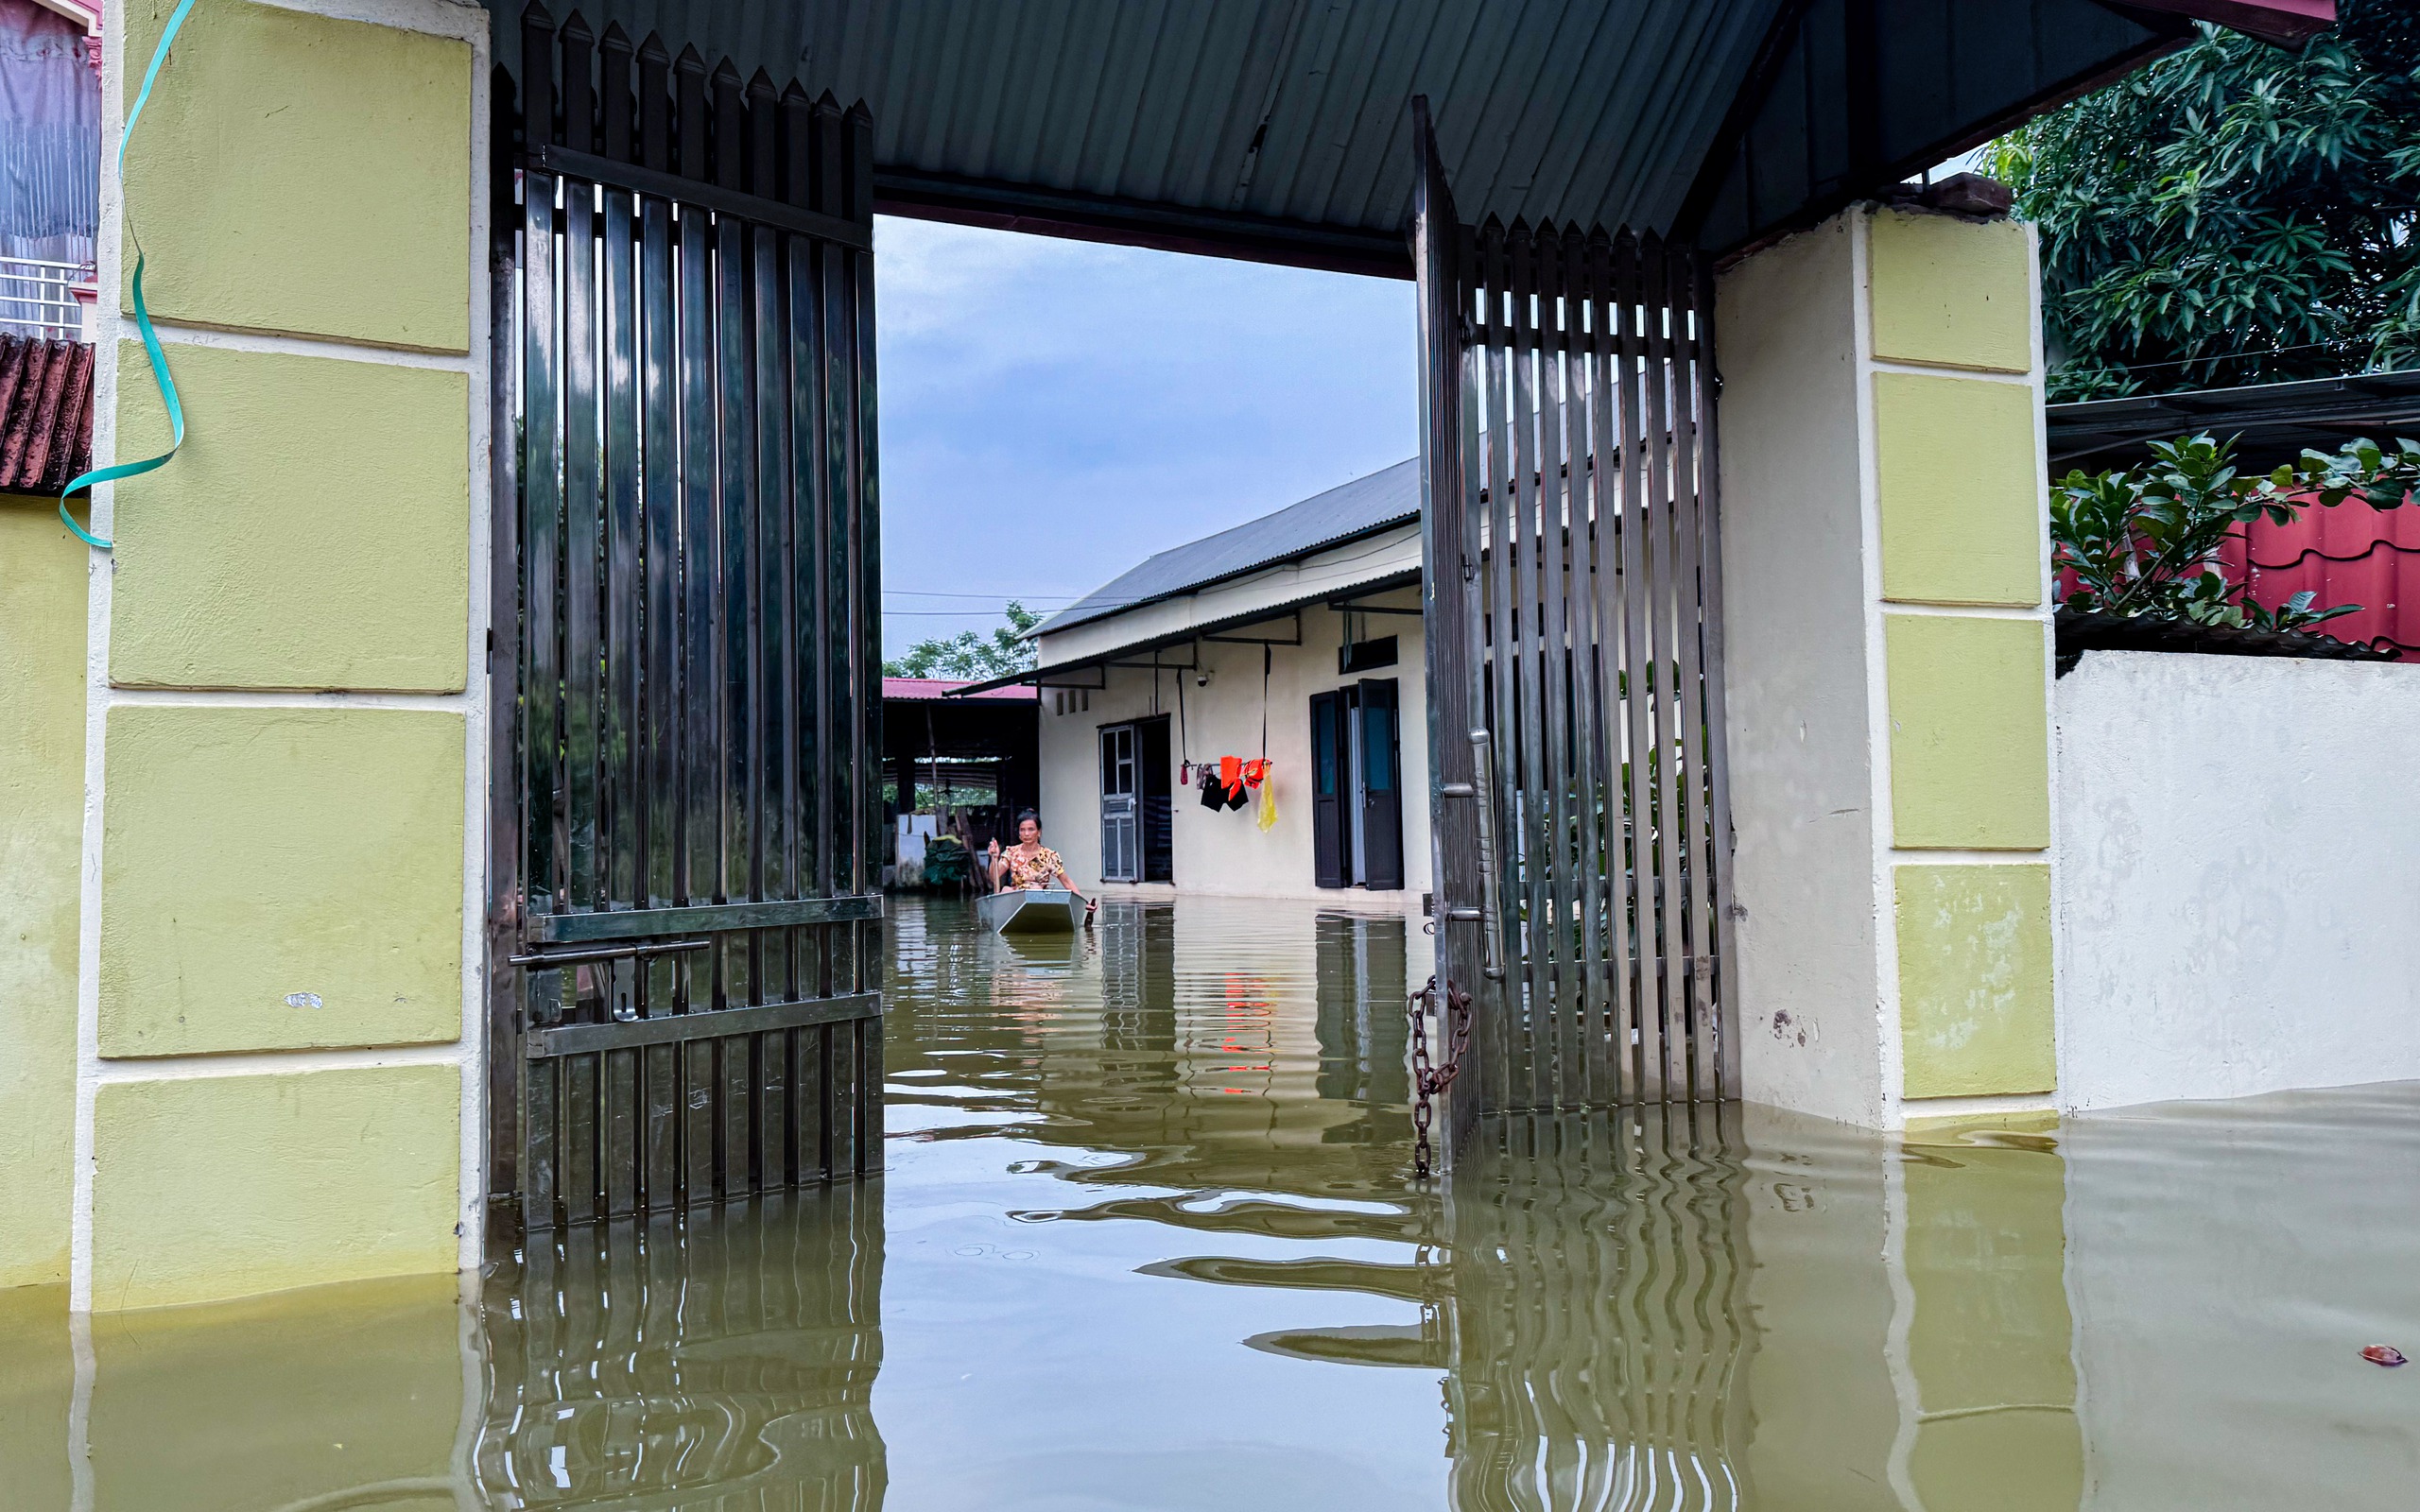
[0,501,86,1290]
[60,0,491,1312]
[1718,204,2056,1126]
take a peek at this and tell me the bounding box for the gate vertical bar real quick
[1640,235,1687,1101]
[558,12,603,1227]
[486,171,525,1224]
[748,69,793,1188]
[635,33,681,1210]
[1564,227,1613,1110]
[1612,233,1659,1103]
[1453,222,1491,1144]
[1532,229,1581,1111]
[674,42,722,1203]
[1691,261,1739,1100]
[1507,227,1551,1116]
[519,5,564,1226]
[816,91,861,1178]
[783,82,829,1181]
[848,100,886,1162]
[1582,232,1630,1108]
[1664,252,1717,1100]
[1410,100,1483,1158]
[1475,220,1517,1117]
[711,60,758,1201]
[597,23,642,1217]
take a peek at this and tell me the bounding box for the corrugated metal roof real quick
[1037,455,1420,635]
[0,334,92,493]
[1682,0,2179,253]
[494,2,2256,263]
[496,0,1790,263]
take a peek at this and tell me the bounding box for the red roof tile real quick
[0,335,94,494]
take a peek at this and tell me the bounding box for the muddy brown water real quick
[4,894,2415,1509]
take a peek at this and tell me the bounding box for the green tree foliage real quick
[2051,433,2420,630]
[882,601,1042,680]
[1985,3,2420,402]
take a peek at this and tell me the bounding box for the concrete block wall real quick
[0,0,493,1312]
[1718,205,2057,1127]
[2058,651,2420,1108]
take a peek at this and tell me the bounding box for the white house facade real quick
[977,460,1432,908]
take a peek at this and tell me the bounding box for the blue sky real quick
[873,215,1418,659]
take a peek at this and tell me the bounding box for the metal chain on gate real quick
[1408,974,1473,1179]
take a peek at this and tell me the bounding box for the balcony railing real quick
[0,255,96,341]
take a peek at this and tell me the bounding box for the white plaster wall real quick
[2058,650,2420,1109]
[1036,601,1428,905]
[1714,217,1892,1126]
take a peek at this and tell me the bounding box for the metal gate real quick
[1415,105,1736,1145]
[489,5,885,1230]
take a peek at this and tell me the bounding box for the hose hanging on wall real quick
[1259,643,1270,759]
[59,0,199,551]
[1174,653,1190,783]
[1253,643,1277,832]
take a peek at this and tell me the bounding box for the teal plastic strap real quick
[60,0,199,552]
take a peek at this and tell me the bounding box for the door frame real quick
[1098,721,1139,883]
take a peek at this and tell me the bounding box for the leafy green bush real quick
[2051,433,2420,631]
[1986,5,2420,401]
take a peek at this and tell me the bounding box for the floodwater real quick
[4,895,2416,1510]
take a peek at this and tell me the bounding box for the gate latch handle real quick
[510,937,712,969]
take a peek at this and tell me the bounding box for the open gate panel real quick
[1416,106,1737,1139]
[491,6,885,1229]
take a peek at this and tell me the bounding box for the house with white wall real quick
[958,460,1431,907]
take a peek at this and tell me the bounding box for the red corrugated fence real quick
[2220,496,2420,656]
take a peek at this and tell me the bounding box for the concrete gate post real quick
[0,0,491,1310]
[1715,204,2057,1129]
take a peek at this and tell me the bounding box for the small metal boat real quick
[979,887,1085,935]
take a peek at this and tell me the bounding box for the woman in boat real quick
[986,810,1097,919]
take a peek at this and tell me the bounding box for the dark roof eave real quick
[876,168,1412,281]
[946,566,1422,696]
[2046,369,2420,466]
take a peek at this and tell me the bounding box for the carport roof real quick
[495,2,2323,272]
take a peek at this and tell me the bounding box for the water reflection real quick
[4,896,2416,1510]
[475,1187,883,1508]
[1442,1110,1753,1512]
